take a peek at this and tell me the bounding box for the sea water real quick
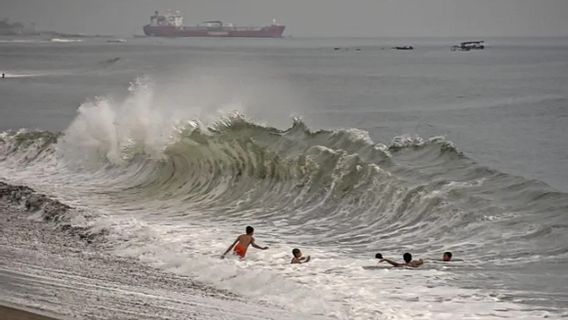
[1,36,567,319]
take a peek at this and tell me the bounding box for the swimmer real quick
[379,252,424,268]
[442,251,452,261]
[375,253,383,264]
[291,248,311,264]
[221,226,268,259]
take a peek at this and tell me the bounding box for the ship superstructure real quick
[143,11,285,38]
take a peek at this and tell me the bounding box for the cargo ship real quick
[143,11,285,38]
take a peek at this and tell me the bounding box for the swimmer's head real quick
[443,251,452,261]
[292,248,301,257]
[246,226,254,235]
[375,253,383,259]
[403,252,412,263]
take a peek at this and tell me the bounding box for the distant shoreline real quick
[0,31,115,38]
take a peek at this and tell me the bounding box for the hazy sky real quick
[2,0,568,37]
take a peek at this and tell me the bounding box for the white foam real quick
[50,38,83,43]
[1,72,49,78]
[0,39,49,44]
[101,218,553,320]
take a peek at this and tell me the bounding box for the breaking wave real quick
[1,112,567,260]
[50,38,83,43]
[2,77,568,319]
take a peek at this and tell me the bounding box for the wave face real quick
[2,80,568,319]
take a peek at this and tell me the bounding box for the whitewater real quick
[1,36,568,319]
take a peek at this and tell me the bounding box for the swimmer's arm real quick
[221,237,239,258]
[380,258,402,267]
[406,259,424,268]
[250,237,269,250]
[291,256,310,264]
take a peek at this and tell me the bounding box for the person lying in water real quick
[378,252,424,268]
[291,248,311,264]
[221,226,268,259]
[440,251,463,261]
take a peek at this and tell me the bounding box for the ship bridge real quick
[150,10,183,27]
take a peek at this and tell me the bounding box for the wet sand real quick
[0,304,59,320]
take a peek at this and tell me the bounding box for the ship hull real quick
[143,25,285,38]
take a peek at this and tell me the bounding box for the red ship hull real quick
[143,24,285,38]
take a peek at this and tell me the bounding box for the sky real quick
[1,0,568,37]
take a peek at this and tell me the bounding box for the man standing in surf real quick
[221,226,269,259]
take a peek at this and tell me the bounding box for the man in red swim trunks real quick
[221,226,269,259]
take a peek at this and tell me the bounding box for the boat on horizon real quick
[451,41,485,51]
[143,11,285,38]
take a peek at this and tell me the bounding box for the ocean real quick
[1,36,567,319]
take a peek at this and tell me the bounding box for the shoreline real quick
[0,181,298,320]
[0,304,59,320]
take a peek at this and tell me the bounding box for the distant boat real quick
[392,46,414,50]
[143,10,285,38]
[451,41,485,51]
[107,39,127,43]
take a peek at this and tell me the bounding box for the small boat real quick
[451,41,485,51]
[107,38,127,43]
[393,46,414,50]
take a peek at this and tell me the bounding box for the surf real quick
[1,77,568,319]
